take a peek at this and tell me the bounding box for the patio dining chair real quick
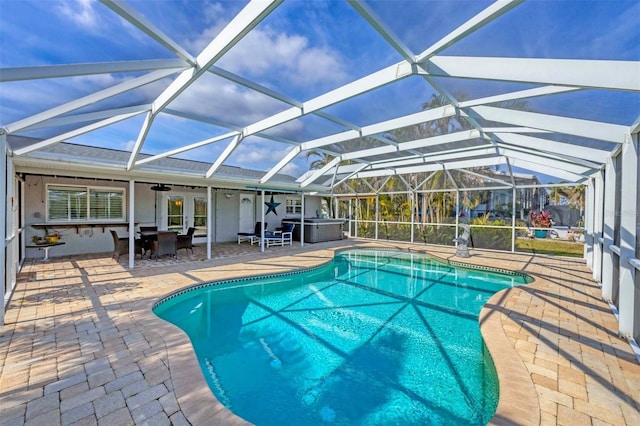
[151,231,177,260]
[110,229,143,261]
[177,227,196,254]
[139,226,158,254]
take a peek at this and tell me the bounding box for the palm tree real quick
[305,150,335,170]
[421,93,473,135]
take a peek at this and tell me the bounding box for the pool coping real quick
[480,288,540,426]
[143,245,541,425]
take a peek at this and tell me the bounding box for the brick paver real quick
[1,240,639,425]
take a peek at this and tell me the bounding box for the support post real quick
[300,193,305,247]
[207,186,212,259]
[593,172,604,282]
[260,191,265,253]
[128,180,135,269]
[374,195,379,240]
[618,133,639,339]
[584,179,594,266]
[511,187,517,253]
[354,198,358,238]
[454,190,460,241]
[410,191,415,243]
[1,131,7,326]
[601,155,617,301]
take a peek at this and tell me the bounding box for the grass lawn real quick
[515,237,585,257]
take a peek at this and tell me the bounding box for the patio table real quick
[26,241,65,261]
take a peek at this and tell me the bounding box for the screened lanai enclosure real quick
[1,1,639,338]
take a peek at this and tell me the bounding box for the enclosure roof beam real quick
[260,146,302,184]
[456,168,512,187]
[300,106,456,151]
[491,132,610,163]
[18,105,151,133]
[13,110,146,156]
[135,131,239,166]
[206,134,243,178]
[299,157,342,187]
[353,157,505,178]
[100,0,196,64]
[470,105,629,143]
[420,56,640,92]
[348,0,414,62]
[458,86,581,108]
[0,59,188,82]
[245,61,414,137]
[417,0,524,60]
[5,68,178,135]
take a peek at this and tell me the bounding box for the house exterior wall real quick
[21,175,325,257]
[255,194,321,233]
[24,175,135,257]
[215,191,237,243]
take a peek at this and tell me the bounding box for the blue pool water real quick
[153,249,532,425]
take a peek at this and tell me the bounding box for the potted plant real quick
[530,210,552,238]
[45,229,61,244]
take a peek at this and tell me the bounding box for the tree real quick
[305,150,335,170]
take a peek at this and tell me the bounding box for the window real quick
[47,184,125,222]
[193,196,207,234]
[286,197,302,215]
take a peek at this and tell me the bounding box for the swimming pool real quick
[154,249,532,425]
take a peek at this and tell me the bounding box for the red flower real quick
[530,211,552,228]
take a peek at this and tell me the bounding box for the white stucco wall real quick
[24,177,175,258]
[22,176,325,256]
[255,194,322,233]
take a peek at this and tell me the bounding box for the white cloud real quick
[71,73,118,89]
[186,21,347,89]
[121,139,137,152]
[218,26,347,88]
[55,0,100,30]
[229,141,300,172]
[169,76,288,126]
[280,161,303,178]
[202,2,225,25]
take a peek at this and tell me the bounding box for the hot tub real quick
[282,218,345,243]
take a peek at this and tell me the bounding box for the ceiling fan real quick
[150,184,172,192]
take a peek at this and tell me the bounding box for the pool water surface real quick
[153,249,532,425]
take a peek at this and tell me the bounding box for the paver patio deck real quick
[1,240,638,425]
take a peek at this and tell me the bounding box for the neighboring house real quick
[7,137,325,261]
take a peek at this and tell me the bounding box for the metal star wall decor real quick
[265,195,281,216]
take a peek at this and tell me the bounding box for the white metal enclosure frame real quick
[1,1,639,337]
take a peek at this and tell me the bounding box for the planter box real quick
[534,229,549,238]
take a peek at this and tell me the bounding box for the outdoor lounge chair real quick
[177,227,195,254]
[262,223,294,248]
[237,222,267,244]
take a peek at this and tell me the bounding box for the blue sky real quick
[1,0,639,181]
